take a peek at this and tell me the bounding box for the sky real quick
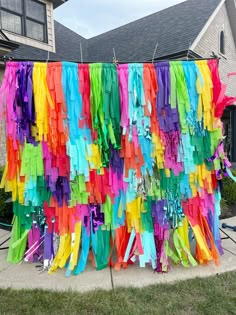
[54,0,185,38]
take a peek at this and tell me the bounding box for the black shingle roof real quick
[87,0,221,62]
[7,21,87,62]
[7,0,221,62]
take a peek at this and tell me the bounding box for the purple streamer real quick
[109,144,124,179]
[152,200,169,229]
[43,229,54,262]
[50,176,71,207]
[14,62,37,144]
[90,204,104,233]
[155,62,180,133]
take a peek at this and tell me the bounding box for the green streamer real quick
[7,215,29,264]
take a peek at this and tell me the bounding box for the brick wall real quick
[194,3,236,96]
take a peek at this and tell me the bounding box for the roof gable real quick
[87,0,222,62]
[0,30,9,41]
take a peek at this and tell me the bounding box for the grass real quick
[0,272,235,315]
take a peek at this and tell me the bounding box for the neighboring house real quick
[0,0,236,163]
[0,0,70,78]
[0,0,68,54]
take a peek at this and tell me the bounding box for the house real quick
[0,0,68,54]
[0,30,19,57]
[0,0,236,163]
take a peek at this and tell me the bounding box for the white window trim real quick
[0,0,48,43]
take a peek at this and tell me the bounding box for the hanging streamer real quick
[0,59,235,276]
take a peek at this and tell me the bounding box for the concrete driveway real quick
[0,217,235,292]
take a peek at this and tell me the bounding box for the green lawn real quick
[0,272,235,315]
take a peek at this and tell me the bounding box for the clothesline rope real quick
[0,56,220,64]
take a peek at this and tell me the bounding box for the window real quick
[1,10,22,35]
[220,30,225,55]
[1,0,23,13]
[26,20,45,42]
[0,0,47,43]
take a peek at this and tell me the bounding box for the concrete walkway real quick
[0,217,236,292]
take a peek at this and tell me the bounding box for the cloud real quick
[54,0,185,38]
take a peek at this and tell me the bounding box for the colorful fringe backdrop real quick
[0,60,236,275]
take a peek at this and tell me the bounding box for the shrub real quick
[221,169,236,207]
[0,166,13,224]
[220,198,233,219]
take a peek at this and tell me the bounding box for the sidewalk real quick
[0,217,236,292]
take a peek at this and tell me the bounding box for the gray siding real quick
[194,3,236,96]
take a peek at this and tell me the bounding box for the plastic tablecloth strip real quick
[0,59,235,275]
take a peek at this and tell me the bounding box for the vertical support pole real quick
[231,108,236,163]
